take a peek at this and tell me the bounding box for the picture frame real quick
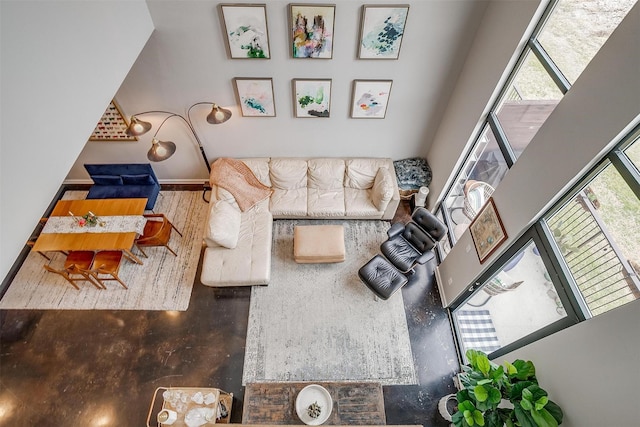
[220,4,271,59]
[358,5,409,59]
[469,198,508,263]
[292,79,332,118]
[89,99,138,142]
[350,80,393,119]
[233,77,276,117]
[289,4,336,59]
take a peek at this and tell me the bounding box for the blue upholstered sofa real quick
[84,163,161,210]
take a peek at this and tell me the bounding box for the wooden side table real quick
[242,382,385,425]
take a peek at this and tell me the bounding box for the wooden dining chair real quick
[88,251,128,289]
[43,251,102,290]
[26,217,68,261]
[134,214,182,257]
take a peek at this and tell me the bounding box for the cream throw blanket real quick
[209,158,273,212]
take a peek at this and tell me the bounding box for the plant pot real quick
[437,394,458,422]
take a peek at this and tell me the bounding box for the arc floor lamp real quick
[125,102,232,173]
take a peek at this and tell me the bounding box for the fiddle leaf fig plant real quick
[451,349,563,427]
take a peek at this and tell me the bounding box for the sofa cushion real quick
[344,188,380,217]
[371,167,395,211]
[307,188,345,217]
[92,175,123,186]
[241,158,272,187]
[345,159,390,189]
[270,158,308,190]
[201,205,273,286]
[270,188,307,217]
[308,158,345,190]
[121,174,156,186]
[204,200,241,249]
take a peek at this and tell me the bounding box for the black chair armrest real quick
[415,250,435,265]
[387,222,405,238]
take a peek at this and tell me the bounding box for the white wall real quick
[498,300,640,426]
[66,0,489,182]
[0,1,154,281]
[435,2,640,306]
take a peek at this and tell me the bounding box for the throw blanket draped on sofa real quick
[210,158,273,212]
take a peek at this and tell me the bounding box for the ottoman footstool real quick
[294,225,345,263]
[358,255,408,300]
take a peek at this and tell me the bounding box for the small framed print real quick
[350,80,393,119]
[358,5,409,59]
[292,79,332,118]
[233,77,276,117]
[220,4,271,59]
[469,198,508,263]
[289,4,336,59]
[89,99,137,141]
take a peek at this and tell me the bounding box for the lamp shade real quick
[206,104,232,124]
[126,116,152,136]
[147,138,177,162]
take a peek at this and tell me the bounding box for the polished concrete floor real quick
[0,200,460,427]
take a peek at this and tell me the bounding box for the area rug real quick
[242,220,418,386]
[457,310,501,354]
[0,191,207,311]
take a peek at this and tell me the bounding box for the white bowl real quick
[295,384,333,425]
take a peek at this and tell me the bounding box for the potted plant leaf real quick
[451,349,563,427]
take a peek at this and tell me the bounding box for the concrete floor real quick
[0,200,460,427]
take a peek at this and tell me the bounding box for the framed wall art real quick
[289,4,336,59]
[350,79,393,119]
[220,4,271,59]
[89,99,137,141]
[469,197,508,263]
[292,79,332,118]
[358,5,409,59]
[233,77,276,117]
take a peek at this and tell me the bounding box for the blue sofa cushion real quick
[122,174,155,186]
[84,163,161,210]
[92,175,123,185]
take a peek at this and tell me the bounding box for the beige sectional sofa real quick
[200,157,399,287]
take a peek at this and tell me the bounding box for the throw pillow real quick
[371,167,395,211]
[121,174,156,185]
[345,158,389,189]
[92,175,123,186]
[205,200,241,249]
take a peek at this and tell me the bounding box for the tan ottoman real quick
[294,225,345,263]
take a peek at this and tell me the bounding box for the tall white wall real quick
[65,0,489,182]
[498,300,640,426]
[0,1,154,281]
[435,2,640,306]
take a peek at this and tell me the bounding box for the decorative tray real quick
[146,387,232,427]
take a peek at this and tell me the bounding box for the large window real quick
[537,0,638,85]
[451,125,640,359]
[437,0,637,259]
[544,134,640,317]
[443,0,638,357]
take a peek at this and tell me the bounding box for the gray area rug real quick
[243,220,418,386]
[0,191,207,311]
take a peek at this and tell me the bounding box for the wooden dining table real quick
[32,198,147,264]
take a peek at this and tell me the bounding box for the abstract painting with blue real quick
[358,5,409,59]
